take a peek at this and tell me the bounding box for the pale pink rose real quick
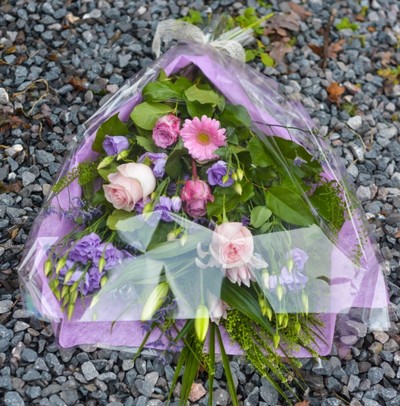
[152,114,180,148]
[180,179,214,218]
[103,163,156,211]
[210,222,254,286]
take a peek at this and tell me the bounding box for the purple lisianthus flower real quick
[154,196,174,222]
[206,161,234,187]
[93,242,125,271]
[135,197,151,214]
[68,233,101,263]
[79,267,103,295]
[289,248,309,270]
[279,267,308,291]
[138,152,168,178]
[103,135,130,156]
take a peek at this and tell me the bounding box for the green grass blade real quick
[216,327,239,406]
[208,323,216,406]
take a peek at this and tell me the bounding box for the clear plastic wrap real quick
[19,42,389,359]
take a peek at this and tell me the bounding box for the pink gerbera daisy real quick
[180,115,226,161]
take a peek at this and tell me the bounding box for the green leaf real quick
[265,186,315,227]
[260,53,274,67]
[219,104,251,128]
[250,206,272,228]
[136,135,157,152]
[142,81,184,102]
[208,323,215,406]
[165,146,186,178]
[97,163,118,181]
[130,102,174,130]
[106,209,135,231]
[181,9,203,25]
[92,114,130,153]
[186,100,215,118]
[91,190,108,206]
[185,85,222,106]
[247,137,275,167]
[216,327,239,406]
[336,17,359,31]
[245,49,258,62]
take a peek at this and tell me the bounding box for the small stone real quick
[0,300,13,314]
[0,375,13,391]
[60,389,79,406]
[35,149,55,165]
[380,387,397,401]
[373,330,389,344]
[189,382,207,402]
[22,171,36,186]
[21,348,38,363]
[26,386,42,399]
[356,185,371,201]
[346,320,368,337]
[367,367,384,384]
[260,380,279,405]
[14,321,29,332]
[0,88,9,104]
[347,375,360,392]
[384,339,399,352]
[135,379,154,397]
[4,391,25,406]
[22,369,42,381]
[340,335,358,345]
[81,361,99,381]
[213,388,229,406]
[347,116,362,130]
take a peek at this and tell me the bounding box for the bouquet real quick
[19,26,389,405]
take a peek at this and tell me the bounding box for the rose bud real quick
[180,179,214,218]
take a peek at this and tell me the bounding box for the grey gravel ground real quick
[1,0,400,405]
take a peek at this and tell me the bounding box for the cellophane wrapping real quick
[19,42,389,357]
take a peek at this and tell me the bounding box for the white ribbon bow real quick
[152,19,256,62]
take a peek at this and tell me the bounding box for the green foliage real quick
[92,114,130,153]
[266,186,315,227]
[377,66,400,84]
[235,7,264,35]
[336,17,359,31]
[309,182,346,232]
[106,209,135,231]
[342,102,357,116]
[219,104,251,128]
[130,102,174,130]
[181,9,203,26]
[250,206,272,228]
[52,161,99,194]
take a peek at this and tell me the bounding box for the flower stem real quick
[191,159,198,179]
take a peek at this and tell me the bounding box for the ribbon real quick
[152,19,255,62]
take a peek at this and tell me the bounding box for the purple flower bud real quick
[171,196,182,212]
[103,135,130,156]
[138,152,168,178]
[206,161,234,188]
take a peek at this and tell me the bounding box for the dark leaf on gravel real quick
[264,11,301,36]
[269,41,293,63]
[288,2,312,20]
[309,39,344,59]
[69,77,89,92]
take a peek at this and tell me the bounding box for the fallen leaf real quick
[269,41,292,64]
[10,227,19,240]
[327,82,345,104]
[395,230,400,239]
[379,51,393,67]
[295,401,310,406]
[264,11,301,36]
[288,2,312,20]
[68,77,88,92]
[65,12,80,23]
[367,26,376,32]
[309,39,344,59]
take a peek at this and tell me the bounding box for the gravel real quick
[1,0,399,405]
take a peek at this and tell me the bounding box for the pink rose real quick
[181,179,214,218]
[103,163,156,211]
[210,222,254,286]
[152,114,180,148]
